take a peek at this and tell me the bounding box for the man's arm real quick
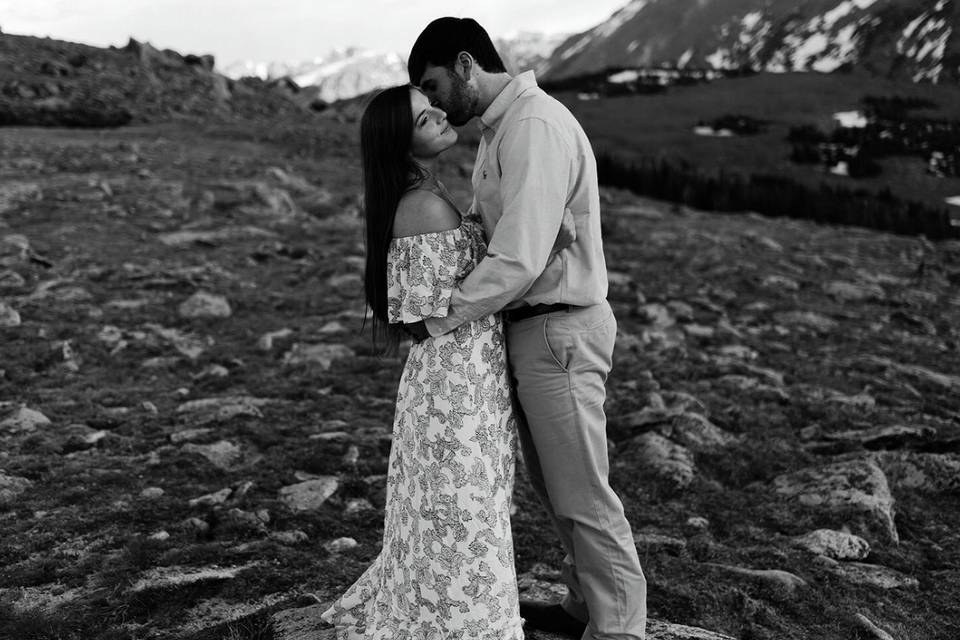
[424,116,572,336]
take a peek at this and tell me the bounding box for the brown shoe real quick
[520,601,588,637]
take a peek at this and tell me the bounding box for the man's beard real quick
[443,71,478,126]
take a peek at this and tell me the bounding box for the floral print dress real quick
[321,203,524,640]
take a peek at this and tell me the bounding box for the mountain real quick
[542,0,960,83]
[220,48,408,104]
[495,31,570,75]
[218,31,568,104]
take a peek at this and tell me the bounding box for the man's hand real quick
[551,208,576,254]
[401,320,430,342]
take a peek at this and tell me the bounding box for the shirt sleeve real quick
[425,116,570,336]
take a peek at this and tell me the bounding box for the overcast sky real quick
[0,0,627,65]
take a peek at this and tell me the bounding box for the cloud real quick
[0,0,70,22]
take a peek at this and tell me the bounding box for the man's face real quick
[418,63,478,127]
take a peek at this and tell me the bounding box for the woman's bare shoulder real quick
[392,189,461,238]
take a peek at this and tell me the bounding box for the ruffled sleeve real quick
[386,227,465,323]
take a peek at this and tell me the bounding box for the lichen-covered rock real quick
[791,529,870,560]
[774,460,898,544]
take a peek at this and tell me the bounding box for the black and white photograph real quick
[1,1,959,639]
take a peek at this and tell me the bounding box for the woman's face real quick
[409,88,457,160]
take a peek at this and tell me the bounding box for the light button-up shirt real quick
[424,71,609,336]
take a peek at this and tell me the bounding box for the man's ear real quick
[454,51,474,79]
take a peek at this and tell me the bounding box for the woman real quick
[320,84,524,639]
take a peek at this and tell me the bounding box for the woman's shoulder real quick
[392,189,461,239]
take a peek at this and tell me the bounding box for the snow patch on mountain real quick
[597,0,651,38]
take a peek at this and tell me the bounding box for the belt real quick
[503,303,573,323]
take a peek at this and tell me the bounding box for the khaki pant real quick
[506,301,647,640]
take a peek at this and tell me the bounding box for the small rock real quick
[270,530,310,545]
[182,441,243,470]
[761,275,800,291]
[344,498,374,515]
[128,563,258,593]
[176,396,269,424]
[194,364,229,379]
[773,310,838,333]
[683,324,715,338]
[324,537,358,553]
[170,428,214,443]
[0,301,21,327]
[706,563,807,595]
[656,412,736,451]
[686,516,710,532]
[1,406,51,434]
[179,291,232,319]
[792,529,870,560]
[258,328,294,351]
[149,530,170,541]
[189,487,233,507]
[279,477,339,512]
[283,343,355,369]
[824,280,885,302]
[140,487,165,499]
[221,508,267,532]
[828,561,919,590]
[0,269,26,289]
[0,473,33,506]
[318,321,347,335]
[852,612,896,640]
[181,517,210,535]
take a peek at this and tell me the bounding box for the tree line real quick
[596,153,958,239]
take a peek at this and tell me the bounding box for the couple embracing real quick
[320,16,647,640]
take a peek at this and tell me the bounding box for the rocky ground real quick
[1,110,960,640]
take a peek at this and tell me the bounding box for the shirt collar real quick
[478,70,538,134]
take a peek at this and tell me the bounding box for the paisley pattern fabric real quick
[321,212,523,639]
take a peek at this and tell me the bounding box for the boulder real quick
[625,432,695,488]
[773,460,898,544]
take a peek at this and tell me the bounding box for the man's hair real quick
[408,17,506,85]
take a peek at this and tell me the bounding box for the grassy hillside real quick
[553,71,960,218]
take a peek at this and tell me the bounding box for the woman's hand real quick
[551,208,576,254]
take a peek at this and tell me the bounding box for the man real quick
[406,17,647,640]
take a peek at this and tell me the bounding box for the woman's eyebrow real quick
[416,108,427,122]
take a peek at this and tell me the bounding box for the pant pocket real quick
[542,316,572,372]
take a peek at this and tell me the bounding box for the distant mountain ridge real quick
[220,48,408,104]
[543,0,960,83]
[218,32,571,104]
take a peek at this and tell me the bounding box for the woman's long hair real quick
[360,85,426,353]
